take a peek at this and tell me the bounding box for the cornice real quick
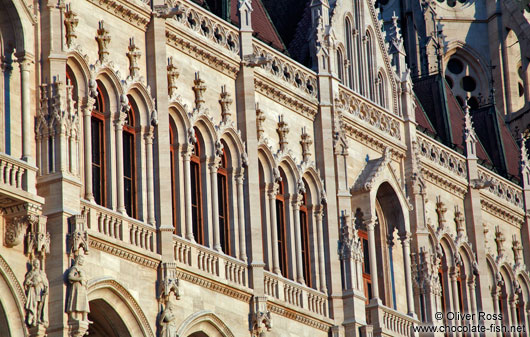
[165,27,239,79]
[175,269,252,303]
[254,75,318,121]
[480,197,525,228]
[86,0,151,30]
[341,117,407,159]
[420,166,468,197]
[267,303,332,332]
[89,236,161,269]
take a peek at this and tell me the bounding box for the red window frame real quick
[123,102,137,219]
[299,190,312,288]
[276,179,288,278]
[359,230,372,303]
[217,148,231,255]
[191,138,204,245]
[91,85,106,207]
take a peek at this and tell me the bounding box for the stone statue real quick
[159,297,178,337]
[24,259,49,327]
[66,255,90,321]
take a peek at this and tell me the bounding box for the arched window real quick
[218,146,231,255]
[276,178,288,278]
[337,49,344,83]
[123,98,137,219]
[191,133,204,245]
[359,228,371,302]
[169,124,177,232]
[299,186,311,288]
[92,83,106,207]
[345,18,354,89]
[366,31,375,101]
[377,72,386,108]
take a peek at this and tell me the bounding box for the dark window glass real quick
[91,116,105,206]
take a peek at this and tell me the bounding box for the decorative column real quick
[492,286,502,337]
[236,171,247,261]
[18,55,33,163]
[210,159,221,251]
[468,277,479,337]
[145,128,155,225]
[182,144,194,242]
[400,232,416,316]
[114,109,126,215]
[268,183,280,275]
[366,217,379,301]
[315,207,326,292]
[450,271,462,337]
[82,95,95,201]
[292,193,304,284]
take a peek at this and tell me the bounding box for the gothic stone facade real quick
[0,0,529,336]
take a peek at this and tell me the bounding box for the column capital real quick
[181,144,194,160]
[267,183,279,198]
[399,231,412,245]
[291,193,303,207]
[364,217,377,231]
[208,157,221,171]
[15,52,35,70]
[143,126,155,142]
[235,169,245,183]
[113,112,127,129]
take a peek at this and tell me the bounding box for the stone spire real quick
[463,100,477,159]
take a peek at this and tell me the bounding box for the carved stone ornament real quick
[158,262,180,337]
[435,196,447,234]
[66,255,90,325]
[512,235,523,270]
[242,53,271,67]
[95,21,111,63]
[495,225,505,260]
[26,214,50,257]
[300,127,313,162]
[126,37,141,79]
[5,216,28,247]
[64,4,79,48]
[159,296,178,337]
[339,211,363,262]
[411,247,442,296]
[167,57,180,99]
[36,81,79,141]
[219,85,233,122]
[153,3,183,18]
[277,115,289,152]
[256,104,265,140]
[251,296,272,337]
[159,262,180,304]
[24,259,49,328]
[67,214,89,257]
[193,72,206,110]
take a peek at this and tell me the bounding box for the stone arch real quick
[93,68,124,120]
[0,254,27,337]
[277,155,301,194]
[169,103,191,145]
[258,144,276,184]
[125,83,155,128]
[301,166,324,207]
[176,310,235,337]
[88,278,154,337]
[369,180,411,233]
[67,52,91,100]
[0,0,32,55]
[192,115,218,159]
[218,126,245,169]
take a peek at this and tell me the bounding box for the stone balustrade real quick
[338,84,403,142]
[0,153,38,195]
[417,133,468,180]
[367,302,418,337]
[81,200,156,253]
[253,39,319,100]
[477,166,524,209]
[263,271,328,317]
[173,235,248,288]
[169,0,240,55]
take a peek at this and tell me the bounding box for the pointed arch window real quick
[91,84,106,207]
[359,229,372,302]
[345,18,354,89]
[169,124,177,232]
[191,134,204,245]
[276,178,288,278]
[366,32,376,101]
[377,72,387,108]
[299,187,312,288]
[218,146,231,255]
[337,49,345,83]
[123,99,137,219]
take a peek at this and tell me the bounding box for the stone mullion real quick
[145,129,155,225]
[400,232,416,316]
[236,171,247,261]
[182,145,194,242]
[83,103,94,201]
[315,207,326,292]
[114,116,126,215]
[268,185,281,275]
[366,218,380,301]
[292,194,304,285]
[209,159,221,251]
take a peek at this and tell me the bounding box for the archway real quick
[87,299,131,337]
[0,300,11,337]
[189,332,209,337]
[176,311,235,337]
